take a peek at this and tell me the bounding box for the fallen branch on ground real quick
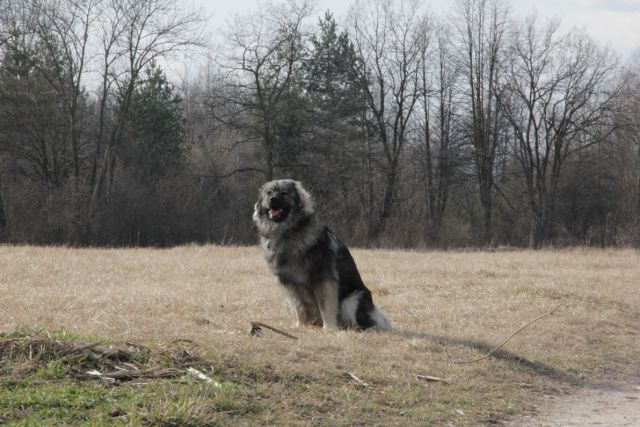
[451,303,564,364]
[250,322,298,340]
[186,367,221,386]
[346,372,369,387]
[416,374,451,384]
[80,367,184,382]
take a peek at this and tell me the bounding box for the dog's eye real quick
[266,190,272,196]
[281,191,289,196]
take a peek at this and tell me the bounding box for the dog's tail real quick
[370,306,392,331]
[340,290,392,331]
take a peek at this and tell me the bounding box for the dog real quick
[253,179,391,330]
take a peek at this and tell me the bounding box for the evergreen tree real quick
[305,11,362,133]
[123,62,185,178]
[299,12,369,234]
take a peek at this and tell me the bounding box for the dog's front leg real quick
[282,285,306,327]
[315,280,339,329]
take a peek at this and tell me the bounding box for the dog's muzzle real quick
[267,197,285,220]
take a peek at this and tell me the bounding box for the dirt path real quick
[513,384,640,426]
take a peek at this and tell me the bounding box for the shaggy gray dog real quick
[253,179,391,330]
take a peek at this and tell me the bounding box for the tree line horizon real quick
[0,0,639,249]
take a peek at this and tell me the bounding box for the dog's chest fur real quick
[259,227,332,288]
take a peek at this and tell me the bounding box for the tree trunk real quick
[481,189,492,245]
[0,177,7,236]
[529,219,536,249]
[363,135,375,236]
[264,129,275,182]
[529,214,543,249]
[478,163,493,245]
[424,117,434,220]
[636,144,640,225]
[435,138,450,236]
[370,165,397,239]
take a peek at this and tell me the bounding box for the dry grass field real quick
[1,245,639,425]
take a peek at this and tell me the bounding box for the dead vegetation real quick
[0,245,639,425]
[0,329,212,383]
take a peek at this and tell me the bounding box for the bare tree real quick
[89,0,206,218]
[418,21,460,243]
[349,0,431,238]
[627,57,640,227]
[29,0,98,185]
[0,171,6,238]
[497,14,620,248]
[212,0,313,181]
[0,3,71,190]
[454,0,509,244]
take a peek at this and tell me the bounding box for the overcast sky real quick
[199,0,639,56]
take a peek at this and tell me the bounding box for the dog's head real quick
[253,179,313,233]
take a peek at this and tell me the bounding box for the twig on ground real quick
[187,367,220,386]
[70,342,101,352]
[416,374,451,384]
[250,322,298,340]
[346,372,370,387]
[451,303,564,364]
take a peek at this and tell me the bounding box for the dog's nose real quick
[269,196,277,204]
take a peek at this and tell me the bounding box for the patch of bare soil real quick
[513,381,640,426]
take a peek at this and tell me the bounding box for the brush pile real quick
[0,330,209,383]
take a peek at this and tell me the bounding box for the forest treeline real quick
[0,0,639,248]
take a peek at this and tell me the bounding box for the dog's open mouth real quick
[268,208,284,220]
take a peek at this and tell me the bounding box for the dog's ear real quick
[292,191,303,209]
[288,181,303,209]
[292,181,314,214]
[254,190,264,214]
[252,196,263,223]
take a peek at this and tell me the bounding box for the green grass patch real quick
[0,329,257,426]
[0,378,253,426]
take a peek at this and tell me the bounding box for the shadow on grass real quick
[393,329,581,385]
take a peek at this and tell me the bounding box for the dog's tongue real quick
[268,208,283,219]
